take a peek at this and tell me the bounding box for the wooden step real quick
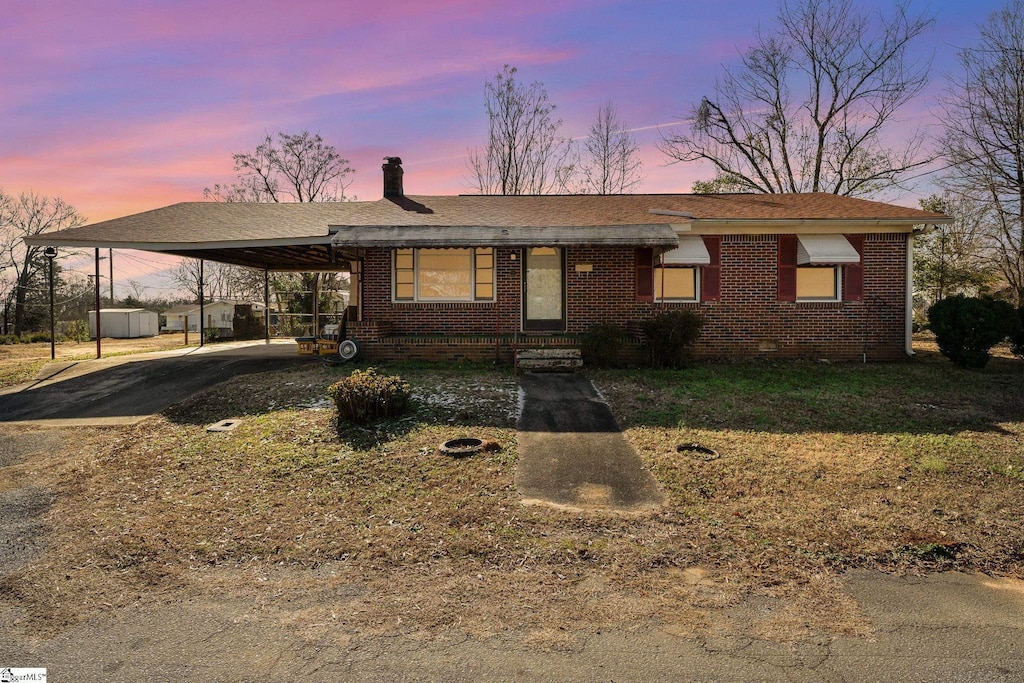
[516,348,583,372]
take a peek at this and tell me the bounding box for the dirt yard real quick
[0,341,1022,652]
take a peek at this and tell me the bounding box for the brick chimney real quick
[382,156,403,198]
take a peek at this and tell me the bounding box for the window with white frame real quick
[655,266,699,301]
[654,235,708,301]
[796,266,841,301]
[393,247,495,302]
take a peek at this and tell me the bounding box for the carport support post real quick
[94,248,102,359]
[199,259,205,348]
[264,269,270,344]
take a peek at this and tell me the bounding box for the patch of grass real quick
[592,358,1023,434]
[0,359,46,388]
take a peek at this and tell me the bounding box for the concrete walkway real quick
[515,372,663,511]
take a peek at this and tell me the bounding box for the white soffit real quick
[662,234,711,265]
[796,234,860,265]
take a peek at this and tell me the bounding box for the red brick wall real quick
[355,235,908,362]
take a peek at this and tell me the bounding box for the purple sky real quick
[1,0,1007,293]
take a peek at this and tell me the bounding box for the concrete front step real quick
[516,348,583,372]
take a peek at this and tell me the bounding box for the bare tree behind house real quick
[201,130,355,327]
[941,0,1024,305]
[468,65,575,195]
[204,130,355,203]
[580,101,643,194]
[913,193,999,307]
[0,189,85,335]
[660,0,933,197]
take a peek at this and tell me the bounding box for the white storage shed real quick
[88,308,159,339]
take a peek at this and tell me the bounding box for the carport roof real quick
[25,193,949,270]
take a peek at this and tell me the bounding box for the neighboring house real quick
[27,158,950,363]
[162,300,268,338]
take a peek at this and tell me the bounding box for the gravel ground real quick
[0,431,61,576]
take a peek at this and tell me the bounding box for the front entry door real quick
[523,247,565,331]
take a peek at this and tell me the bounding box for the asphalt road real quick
[0,341,305,425]
[1,570,1022,682]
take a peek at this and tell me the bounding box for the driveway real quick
[0,340,305,426]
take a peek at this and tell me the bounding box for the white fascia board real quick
[690,218,952,234]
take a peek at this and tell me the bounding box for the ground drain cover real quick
[207,419,242,432]
[677,443,720,460]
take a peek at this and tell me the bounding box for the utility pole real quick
[109,248,114,306]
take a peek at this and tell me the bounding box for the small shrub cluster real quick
[0,332,60,345]
[63,319,90,343]
[641,310,705,369]
[580,323,626,368]
[927,295,1019,368]
[1012,306,1024,360]
[329,367,411,425]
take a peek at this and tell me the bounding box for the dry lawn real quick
[1,344,1022,646]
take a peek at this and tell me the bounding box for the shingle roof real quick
[25,193,948,269]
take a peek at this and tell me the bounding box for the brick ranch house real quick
[29,158,949,363]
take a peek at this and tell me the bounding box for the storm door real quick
[522,247,565,331]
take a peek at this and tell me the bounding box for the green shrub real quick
[1011,306,1024,360]
[640,310,705,369]
[64,319,89,343]
[330,367,411,425]
[580,323,626,368]
[927,295,1016,368]
[26,332,51,343]
[0,335,18,345]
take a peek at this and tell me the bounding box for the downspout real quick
[905,232,914,357]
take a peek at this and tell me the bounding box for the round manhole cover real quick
[440,437,484,457]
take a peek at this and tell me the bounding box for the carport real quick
[24,202,363,358]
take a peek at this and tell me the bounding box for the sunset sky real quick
[0,0,1008,295]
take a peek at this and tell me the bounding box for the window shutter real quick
[777,236,797,301]
[700,236,722,302]
[636,248,654,302]
[843,235,864,301]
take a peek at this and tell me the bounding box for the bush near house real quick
[927,295,1018,368]
[1011,306,1024,359]
[580,323,627,368]
[640,310,705,369]
[330,367,411,425]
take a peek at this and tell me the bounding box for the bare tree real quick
[913,193,999,306]
[580,101,643,194]
[0,190,85,335]
[204,130,355,203]
[202,131,355,327]
[941,0,1024,305]
[468,65,574,195]
[660,0,933,197]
